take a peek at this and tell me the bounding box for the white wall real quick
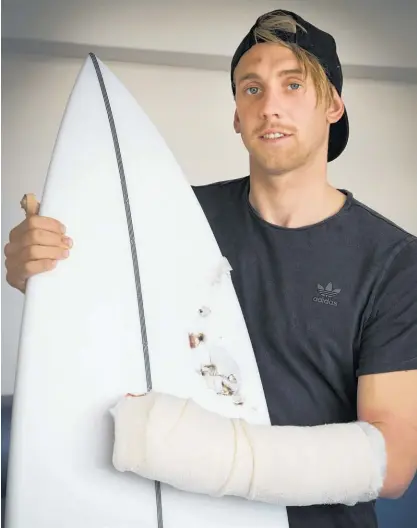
[2,1,417,394]
[3,0,417,70]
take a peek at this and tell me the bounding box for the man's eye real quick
[245,86,260,95]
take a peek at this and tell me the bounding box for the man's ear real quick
[327,88,345,125]
[233,109,241,134]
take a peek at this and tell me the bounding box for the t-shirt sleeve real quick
[357,237,417,376]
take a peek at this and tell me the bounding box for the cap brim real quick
[328,109,349,162]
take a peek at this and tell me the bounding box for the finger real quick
[5,272,26,293]
[4,242,16,258]
[21,229,72,250]
[5,232,72,260]
[21,258,58,280]
[9,215,66,243]
[6,245,70,269]
[6,259,57,287]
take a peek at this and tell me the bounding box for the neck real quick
[248,161,346,229]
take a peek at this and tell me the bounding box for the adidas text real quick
[313,296,338,307]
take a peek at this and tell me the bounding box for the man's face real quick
[233,43,340,176]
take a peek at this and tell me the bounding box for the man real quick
[4,9,417,528]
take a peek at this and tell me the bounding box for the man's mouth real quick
[260,132,287,139]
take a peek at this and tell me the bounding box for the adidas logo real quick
[312,283,341,307]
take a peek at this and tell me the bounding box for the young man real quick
[4,9,417,528]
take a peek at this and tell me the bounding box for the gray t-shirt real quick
[193,176,417,528]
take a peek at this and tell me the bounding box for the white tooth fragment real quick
[262,133,284,139]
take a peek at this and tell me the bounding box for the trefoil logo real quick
[312,282,341,307]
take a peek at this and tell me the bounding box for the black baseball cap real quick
[230,10,349,162]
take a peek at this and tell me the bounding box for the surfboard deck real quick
[5,54,289,528]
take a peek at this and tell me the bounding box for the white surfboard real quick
[5,54,289,528]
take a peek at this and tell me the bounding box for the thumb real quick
[20,193,40,218]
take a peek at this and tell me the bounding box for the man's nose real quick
[259,87,284,120]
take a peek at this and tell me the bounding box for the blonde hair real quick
[253,12,334,107]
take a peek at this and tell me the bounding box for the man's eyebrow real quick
[279,68,304,77]
[236,69,304,85]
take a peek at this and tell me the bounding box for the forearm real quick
[372,420,417,499]
[111,392,387,507]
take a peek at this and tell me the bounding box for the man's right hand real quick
[4,212,72,293]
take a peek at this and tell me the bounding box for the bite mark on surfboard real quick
[187,257,244,405]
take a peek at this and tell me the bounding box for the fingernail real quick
[62,249,69,258]
[61,224,66,234]
[63,237,73,248]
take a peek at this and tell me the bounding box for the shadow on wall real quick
[1,394,416,527]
